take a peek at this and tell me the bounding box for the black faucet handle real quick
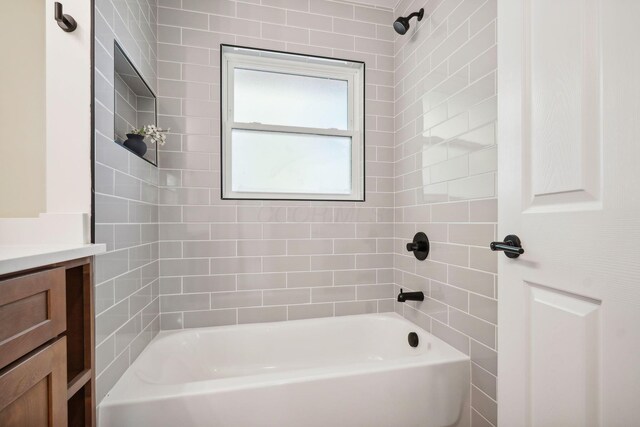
[406,232,430,261]
[407,241,429,252]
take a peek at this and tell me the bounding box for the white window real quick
[221,45,365,201]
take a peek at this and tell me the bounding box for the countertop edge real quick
[0,244,107,276]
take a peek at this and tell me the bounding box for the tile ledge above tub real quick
[0,243,106,276]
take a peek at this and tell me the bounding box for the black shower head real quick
[393,8,424,35]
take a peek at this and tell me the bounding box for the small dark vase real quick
[124,133,147,156]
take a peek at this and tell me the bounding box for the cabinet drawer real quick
[0,268,66,370]
[0,337,67,427]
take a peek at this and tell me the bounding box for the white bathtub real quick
[99,313,470,427]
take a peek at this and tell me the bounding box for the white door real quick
[497,1,640,426]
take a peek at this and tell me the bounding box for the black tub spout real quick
[397,289,424,302]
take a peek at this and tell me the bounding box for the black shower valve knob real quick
[406,232,429,261]
[406,241,427,252]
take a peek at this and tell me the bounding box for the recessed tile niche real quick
[113,41,158,166]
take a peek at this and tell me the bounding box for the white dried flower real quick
[131,125,170,146]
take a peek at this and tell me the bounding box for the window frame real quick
[220,44,365,202]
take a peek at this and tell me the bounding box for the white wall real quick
[0,0,92,244]
[46,0,93,216]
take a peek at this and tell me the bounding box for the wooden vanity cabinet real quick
[0,257,95,427]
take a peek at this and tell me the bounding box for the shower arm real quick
[405,10,423,21]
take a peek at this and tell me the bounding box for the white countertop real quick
[0,244,106,276]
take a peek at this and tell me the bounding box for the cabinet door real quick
[0,337,67,426]
[0,267,66,370]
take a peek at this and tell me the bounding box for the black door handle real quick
[490,234,524,258]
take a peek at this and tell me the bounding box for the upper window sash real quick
[223,54,361,134]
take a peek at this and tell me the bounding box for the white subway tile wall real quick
[393,0,497,426]
[93,0,499,423]
[94,0,160,405]
[156,1,396,331]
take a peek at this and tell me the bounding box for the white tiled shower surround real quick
[393,0,497,426]
[93,0,160,404]
[93,0,498,425]
[155,1,397,328]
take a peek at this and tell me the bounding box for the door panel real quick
[0,337,67,426]
[0,378,50,426]
[0,268,66,370]
[528,284,600,427]
[498,0,640,425]
[526,0,601,210]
